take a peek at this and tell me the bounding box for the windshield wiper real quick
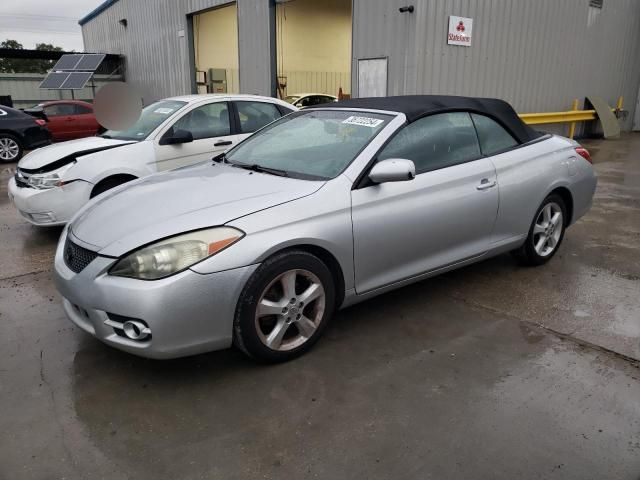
[232,163,289,177]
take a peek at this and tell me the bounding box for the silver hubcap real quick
[255,269,326,351]
[533,202,563,257]
[0,138,19,161]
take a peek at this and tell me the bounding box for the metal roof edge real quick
[78,0,121,26]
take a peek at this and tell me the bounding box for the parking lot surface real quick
[1,134,639,479]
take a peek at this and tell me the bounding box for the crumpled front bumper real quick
[8,177,92,226]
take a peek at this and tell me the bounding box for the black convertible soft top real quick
[320,95,542,144]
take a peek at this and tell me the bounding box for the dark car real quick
[0,106,51,162]
[24,100,101,142]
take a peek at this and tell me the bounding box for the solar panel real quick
[52,54,83,71]
[74,54,106,71]
[60,72,93,89]
[39,72,71,89]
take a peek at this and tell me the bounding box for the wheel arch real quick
[0,129,23,144]
[90,173,138,198]
[264,244,346,309]
[548,186,574,226]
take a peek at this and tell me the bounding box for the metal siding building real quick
[81,0,274,103]
[81,0,640,130]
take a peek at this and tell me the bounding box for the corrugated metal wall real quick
[82,0,640,130]
[352,0,640,131]
[81,0,273,103]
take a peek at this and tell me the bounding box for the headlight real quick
[26,162,75,189]
[109,227,244,280]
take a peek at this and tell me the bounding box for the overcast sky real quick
[0,0,105,51]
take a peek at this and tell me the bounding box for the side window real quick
[74,104,93,115]
[379,112,481,174]
[44,104,76,116]
[170,102,230,140]
[471,113,518,156]
[236,101,282,133]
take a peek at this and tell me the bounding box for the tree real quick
[0,39,67,74]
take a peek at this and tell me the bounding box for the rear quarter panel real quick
[490,135,584,245]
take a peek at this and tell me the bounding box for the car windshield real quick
[101,100,187,141]
[225,110,393,180]
[284,95,301,104]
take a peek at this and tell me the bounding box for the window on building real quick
[378,112,481,174]
[470,113,518,156]
[171,102,230,140]
[235,101,282,134]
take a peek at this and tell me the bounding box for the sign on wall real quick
[447,16,473,46]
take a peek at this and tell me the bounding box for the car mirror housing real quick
[160,128,194,145]
[368,158,416,184]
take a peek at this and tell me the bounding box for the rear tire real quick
[0,133,23,162]
[90,175,136,198]
[233,250,336,363]
[513,193,567,266]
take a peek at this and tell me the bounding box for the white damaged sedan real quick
[8,94,295,225]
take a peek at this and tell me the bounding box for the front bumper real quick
[53,230,258,359]
[8,177,92,226]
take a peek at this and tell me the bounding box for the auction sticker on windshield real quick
[154,107,175,115]
[342,116,384,128]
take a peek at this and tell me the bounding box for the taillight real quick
[35,119,47,126]
[575,147,592,164]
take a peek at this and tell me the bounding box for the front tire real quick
[513,194,567,266]
[233,250,336,362]
[0,134,23,162]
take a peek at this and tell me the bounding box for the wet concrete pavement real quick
[1,135,639,479]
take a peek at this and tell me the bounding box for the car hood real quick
[70,163,325,257]
[18,136,132,171]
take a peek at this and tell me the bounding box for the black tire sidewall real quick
[523,194,567,265]
[234,251,336,362]
[0,133,23,163]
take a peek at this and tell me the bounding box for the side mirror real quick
[368,158,416,184]
[160,128,193,145]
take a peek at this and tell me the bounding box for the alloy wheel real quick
[0,138,19,161]
[532,202,563,257]
[254,269,326,351]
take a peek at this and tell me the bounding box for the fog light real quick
[122,320,151,341]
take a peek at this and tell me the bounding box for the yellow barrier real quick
[518,96,623,139]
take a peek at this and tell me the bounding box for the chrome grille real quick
[64,239,98,273]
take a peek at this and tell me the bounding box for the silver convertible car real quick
[54,95,596,362]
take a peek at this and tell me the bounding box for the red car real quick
[25,100,101,142]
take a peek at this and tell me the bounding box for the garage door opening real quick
[192,3,239,94]
[276,0,352,106]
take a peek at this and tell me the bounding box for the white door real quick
[358,58,388,98]
[153,101,240,171]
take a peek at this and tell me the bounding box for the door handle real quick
[476,178,497,190]
[214,140,232,147]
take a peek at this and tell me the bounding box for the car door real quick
[232,100,286,142]
[153,101,238,171]
[351,112,499,293]
[44,103,77,141]
[73,103,100,137]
